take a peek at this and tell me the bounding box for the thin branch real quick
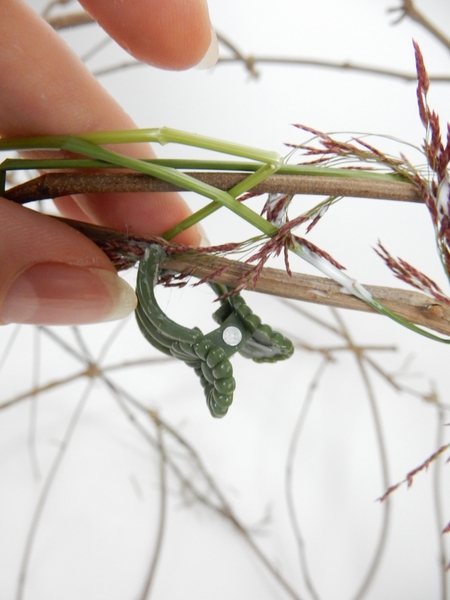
[138,419,167,600]
[160,257,450,337]
[388,0,450,52]
[285,357,329,600]
[14,322,141,599]
[216,32,259,79]
[0,356,171,412]
[148,410,306,600]
[363,353,434,403]
[0,370,87,412]
[28,217,450,337]
[331,310,391,600]
[4,171,422,204]
[41,0,76,19]
[16,381,93,600]
[45,10,95,30]
[0,324,21,373]
[92,56,450,84]
[28,329,41,480]
[12,327,297,600]
[44,12,450,83]
[283,299,436,404]
[432,402,449,599]
[80,36,112,64]
[105,381,305,600]
[92,60,143,78]
[217,55,450,84]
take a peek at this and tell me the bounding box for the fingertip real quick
[79,0,214,70]
[0,200,133,325]
[0,264,137,326]
[195,26,219,70]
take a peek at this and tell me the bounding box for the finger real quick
[0,0,202,244]
[0,199,136,325]
[79,0,216,69]
[53,189,198,240]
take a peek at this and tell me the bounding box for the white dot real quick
[222,326,242,346]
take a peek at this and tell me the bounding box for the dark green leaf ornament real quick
[136,245,294,418]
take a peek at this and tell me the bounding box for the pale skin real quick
[0,0,216,325]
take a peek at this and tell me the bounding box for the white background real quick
[1,1,450,599]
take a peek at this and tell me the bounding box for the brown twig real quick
[163,253,450,335]
[4,171,422,203]
[35,217,450,337]
[285,357,328,600]
[16,380,94,600]
[432,403,449,590]
[3,277,445,596]
[283,300,436,403]
[103,380,305,600]
[44,11,450,83]
[388,0,450,52]
[147,410,305,600]
[331,310,392,599]
[45,10,95,30]
[91,56,450,84]
[217,56,450,84]
[138,418,167,600]
[216,32,259,79]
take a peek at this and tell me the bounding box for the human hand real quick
[0,0,217,325]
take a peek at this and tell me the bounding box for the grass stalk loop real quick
[61,137,278,236]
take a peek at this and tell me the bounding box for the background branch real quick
[45,10,94,30]
[388,0,450,52]
[216,55,450,84]
[44,11,450,84]
[89,53,450,85]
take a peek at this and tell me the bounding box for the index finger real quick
[80,0,214,69]
[0,0,215,244]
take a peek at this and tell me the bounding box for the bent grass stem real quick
[60,136,279,237]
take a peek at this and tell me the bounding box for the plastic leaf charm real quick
[136,245,294,418]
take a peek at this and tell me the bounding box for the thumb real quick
[0,200,137,325]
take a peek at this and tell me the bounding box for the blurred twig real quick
[332,310,391,600]
[44,9,450,83]
[16,381,94,600]
[105,380,305,600]
[216,32,260,78]
[1,297,443,597]
[217,55,450,84]
[90,55,450,84]
[137,416,167,600]
[388,0,450,52]
[285,357,328,600]
[433,402,449,597]
[45,10,94,29]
